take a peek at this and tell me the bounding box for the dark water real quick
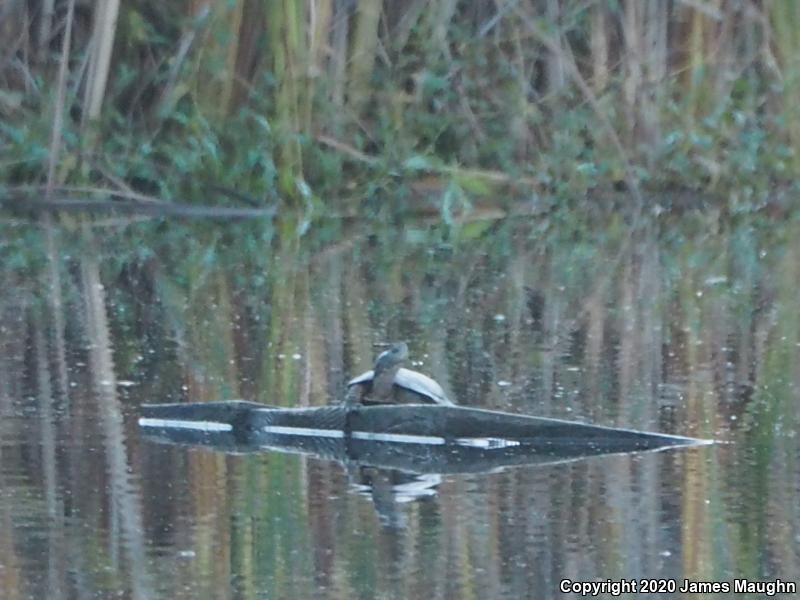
[1,212,799,599]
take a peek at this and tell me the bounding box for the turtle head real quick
[374,342,408,374]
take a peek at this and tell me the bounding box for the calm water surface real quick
[1,212,799,599]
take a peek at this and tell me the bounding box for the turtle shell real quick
[347,367,454,406]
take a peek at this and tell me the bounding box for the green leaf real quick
[404,155,431,171]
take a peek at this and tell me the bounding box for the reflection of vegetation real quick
[2,212,798,419]
[4,2,800,211]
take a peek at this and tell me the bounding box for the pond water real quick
[1,211,799,599]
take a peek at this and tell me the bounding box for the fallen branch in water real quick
[11,184,167,203]
[1,190,276,219]
[315,134,540,189]
[316,135,379,166]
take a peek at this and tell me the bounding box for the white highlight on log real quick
[260,425,523,448]
[262,425,345,438]
[137,418,232,432]
[351,431,446,445]
[455,437,521,449]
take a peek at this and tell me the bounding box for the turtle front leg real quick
[343,385,364,406]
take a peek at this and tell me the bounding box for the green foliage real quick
[3,1,800,215]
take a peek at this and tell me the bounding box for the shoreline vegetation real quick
[2,1,800,217]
